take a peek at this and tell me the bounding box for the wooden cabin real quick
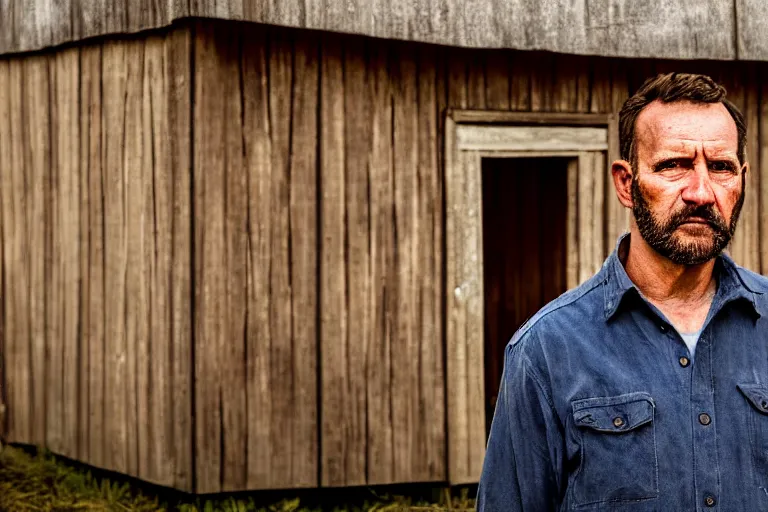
[1,0,768,495]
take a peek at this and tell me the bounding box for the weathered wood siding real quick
[0,29,193,491]
[1,19,767,492]
[5,0,768,61]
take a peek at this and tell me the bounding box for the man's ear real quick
[612,160,634,208]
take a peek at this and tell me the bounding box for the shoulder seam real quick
[513,274,605,343]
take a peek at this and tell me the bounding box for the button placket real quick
[690,334,719,511]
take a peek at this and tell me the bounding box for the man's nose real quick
[680,163,716,205]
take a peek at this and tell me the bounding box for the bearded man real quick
[476,73,768,511]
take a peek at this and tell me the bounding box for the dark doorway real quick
[482,157,569,433]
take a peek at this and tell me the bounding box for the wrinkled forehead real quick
[634,100,739,158]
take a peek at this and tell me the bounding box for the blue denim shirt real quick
[477,235,768,511]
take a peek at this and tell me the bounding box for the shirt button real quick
[704,494,717,507]
[699,413,712,426]
[679,356,690,367]
[613,417,625,428]
[659,324,668,332]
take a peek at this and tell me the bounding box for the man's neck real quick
[622,227,717,332]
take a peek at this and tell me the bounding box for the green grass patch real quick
[0,444,476,511]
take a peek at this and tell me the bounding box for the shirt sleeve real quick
[476,336,565,511]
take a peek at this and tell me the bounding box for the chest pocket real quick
[571,392,659,507]
[737,384,768,477]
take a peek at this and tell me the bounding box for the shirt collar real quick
[602,233,764,321]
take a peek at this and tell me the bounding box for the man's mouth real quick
[681,217,710,224]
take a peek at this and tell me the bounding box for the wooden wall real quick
[0,29,193,490]
[1,19,767,493]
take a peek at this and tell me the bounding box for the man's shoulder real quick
[509,271,606,350]
[732,263,768,293]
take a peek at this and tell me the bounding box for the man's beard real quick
[631,173,745,265]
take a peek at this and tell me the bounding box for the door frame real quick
[444,110,623,484]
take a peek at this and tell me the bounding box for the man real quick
[477,72,768,511]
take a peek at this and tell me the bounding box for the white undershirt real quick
[677,328,703,358]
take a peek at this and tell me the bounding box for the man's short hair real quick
[619,73,747,165]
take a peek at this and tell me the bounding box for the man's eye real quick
[709,161,736,173]
[656,160,680,171]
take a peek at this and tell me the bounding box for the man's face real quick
[631,100,746,265]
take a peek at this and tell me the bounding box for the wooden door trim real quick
[444,111,619,485]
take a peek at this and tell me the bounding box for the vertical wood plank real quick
[123,39,145,479]
[485,50,510,110]
[448,50,468,109]
[26,56,49,449]
[193,22,225,493]
[578,152,596,284]
[0,60,28,444]
[102,41,130,474]
[143,35,167,486]
[567,158,579,289]
[46,53,63,456]
[77,45,92,463]
[220,27,247,493]
[366,41,395,485]
[288,31,319,488]
[320,35,348,487]
[593,152,607,266]
[607,60,629,250]
[463,150,486,483]
[241,28,273,490]
[343,36,370,485]
[446,140,468,483]
[553,54,579,113]
[760,69,768,274]
[576,56,591,113]
[530,51,554,112]
[447,149,485,484]
[743,68,760,272]
[52,48,81,460]
[590,59,612,114]
[392,43,420,483]
[267,30,296,488]
[82,44,105,469]
[509,52,531,111]
[417,43,445,481]
[166,25,193,492]
[0,60,8,441]
[725,69,747,264]
[467,50,485,109]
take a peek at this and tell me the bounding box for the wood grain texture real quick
[0,0,744,62]
[241,29,274,490]
[320,35,348,487]
[26,56,50,450]
[81,44,105,469]
[445,150,486,484]
[456,125,608,151]
[342,36,370,486]
[193,22,226,493]
[0,60,7,441]
[6,19,768,495]
[366,40,396,485]
[288,32,320,488]
[736,0,768,61]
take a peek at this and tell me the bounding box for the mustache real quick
[668,204,728,231]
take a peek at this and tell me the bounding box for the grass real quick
[0,444,477,512]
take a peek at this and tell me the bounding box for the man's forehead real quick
[635,100,738,154]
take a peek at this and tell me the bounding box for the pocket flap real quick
[572,392,655,433]
[737,384,768,415]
